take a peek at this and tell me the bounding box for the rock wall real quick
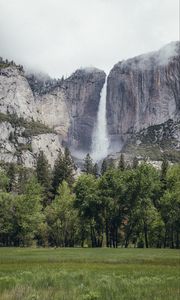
[0,64,105,166]
[0,41,179,166]
[35,89,70,139]
[0,67,37,120]
[0,120,63,168]
[63,68,106,151]
[107,41,180,145]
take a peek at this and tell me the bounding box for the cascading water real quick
[91,76,109,161]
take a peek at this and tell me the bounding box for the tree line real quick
[0,150,179,248]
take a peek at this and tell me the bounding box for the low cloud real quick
[0,0,179,78]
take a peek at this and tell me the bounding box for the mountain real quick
[0,60,105,167]
[0,41,179,168]
[106,41,180,163]
[107,41,179,141]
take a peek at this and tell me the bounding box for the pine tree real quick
[93,163,99,178]
[52,150,64,195]
[16,166,30,194]
[52,148,75,195]
[83,153,93,174]
[0,169,9,192]
[108,159,115,170]
[132,156,139,169]
[36,151,51,187]
[36,151,52,204]
[160,157,169,186]
[63,147,75,186]
[118,154,125,171]
[101,159,108,175]
[7,163,16,192]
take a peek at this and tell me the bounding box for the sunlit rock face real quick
[107,41,180,146]
[0,67,38,120]
[35,89,70,139]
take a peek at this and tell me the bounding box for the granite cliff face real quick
[63,68,106,152]
[0,63,105,167]
[29,68,105,151]
[107,42,180,146]
[0,41,179,167]
[0,67,38,120]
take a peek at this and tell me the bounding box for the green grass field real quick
[0,248,179,300]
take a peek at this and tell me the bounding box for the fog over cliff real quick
[0,0,179,77]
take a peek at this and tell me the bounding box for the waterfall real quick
[91,77,109,161]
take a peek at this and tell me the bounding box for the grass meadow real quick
[0,248,179,300]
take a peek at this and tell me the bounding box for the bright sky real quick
[0,0,179,78]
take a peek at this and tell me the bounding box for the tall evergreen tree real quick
[132,156,139,169]
[52,148,75,195]
[0,169,9,192]
[118,153,125,171]
[93,163,99,178]
[36,151,51,187]
[83,153,94,174]
[101,159,108,175]
[63,147,75,186]
[108,159,115,170]
[160,157,169,186]
[52,150,64,195]
[36,151,52,204]
[16,167,31,195]
[7,163,16,192]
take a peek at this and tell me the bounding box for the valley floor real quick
[0,248,179,300]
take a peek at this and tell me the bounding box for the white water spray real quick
[91,77,109,161]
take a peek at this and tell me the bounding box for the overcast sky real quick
[0,0,179,78]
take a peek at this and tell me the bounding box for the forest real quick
[0,149,179,249]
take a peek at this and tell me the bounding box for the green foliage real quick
[122,120,180,163]
[36,151,52,205]
[74,174,99,220]
[101,159,108,175]
[132,156,138,168]
[63,147,76,186]
[0,169,9,192]
[52,148,75,195]
[92,163,99,178]
[83,153,94,174]
[0,150,179,248]
[12,177,44,245]
[0,57,23,70]
[0,62,10,69]
[0,175,43,246]
[74,174,103,247]
[161,156,169,185]
[160,165,180,248]
[22,120,54,137]
[6,163,16,192]
[0,193,14,244]
[0,112,54,136]
[46,181,77,246]
[118,153,125,171]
